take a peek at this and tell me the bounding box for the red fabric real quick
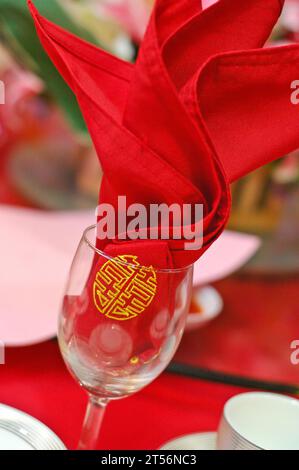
[196,44,299,181]
[27,0,299,269]
[67,242,178,355]
[0,340,248,450]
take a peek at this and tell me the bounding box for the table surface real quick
[176,276,299,387]
[0,340,249,450]
[1,157,298,449]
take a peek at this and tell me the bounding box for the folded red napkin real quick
[28,0,299,270]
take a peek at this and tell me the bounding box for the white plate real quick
[0,404,66,450]
[160,432,217,451]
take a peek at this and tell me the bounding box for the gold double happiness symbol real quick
[93,255,157,321]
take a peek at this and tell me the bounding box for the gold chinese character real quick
[93,255,157,321]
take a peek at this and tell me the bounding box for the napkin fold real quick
[28,0,299,269]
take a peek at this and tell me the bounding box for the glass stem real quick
[77,395,108,450]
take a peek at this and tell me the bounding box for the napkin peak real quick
[28,0,299,269]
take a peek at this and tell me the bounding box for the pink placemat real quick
[0,205,94,346]
[193,231,260,286]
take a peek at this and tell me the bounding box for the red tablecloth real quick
[0,340,247,450]
[176,277,299,386]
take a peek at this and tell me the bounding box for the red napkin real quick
[28,0,299,270]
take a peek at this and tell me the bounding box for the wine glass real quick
[58,225,194,450]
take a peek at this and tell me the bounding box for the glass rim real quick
[82,225,194,274]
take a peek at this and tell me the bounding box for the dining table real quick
[0,157,298,451]
[0,339,249,450]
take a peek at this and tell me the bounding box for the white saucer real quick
[160,432,217,451]
[185,286,223,331]
[0,404,66,450]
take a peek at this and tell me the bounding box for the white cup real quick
[217,392,299,450]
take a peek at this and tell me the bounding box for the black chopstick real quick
[168,362,299,395]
